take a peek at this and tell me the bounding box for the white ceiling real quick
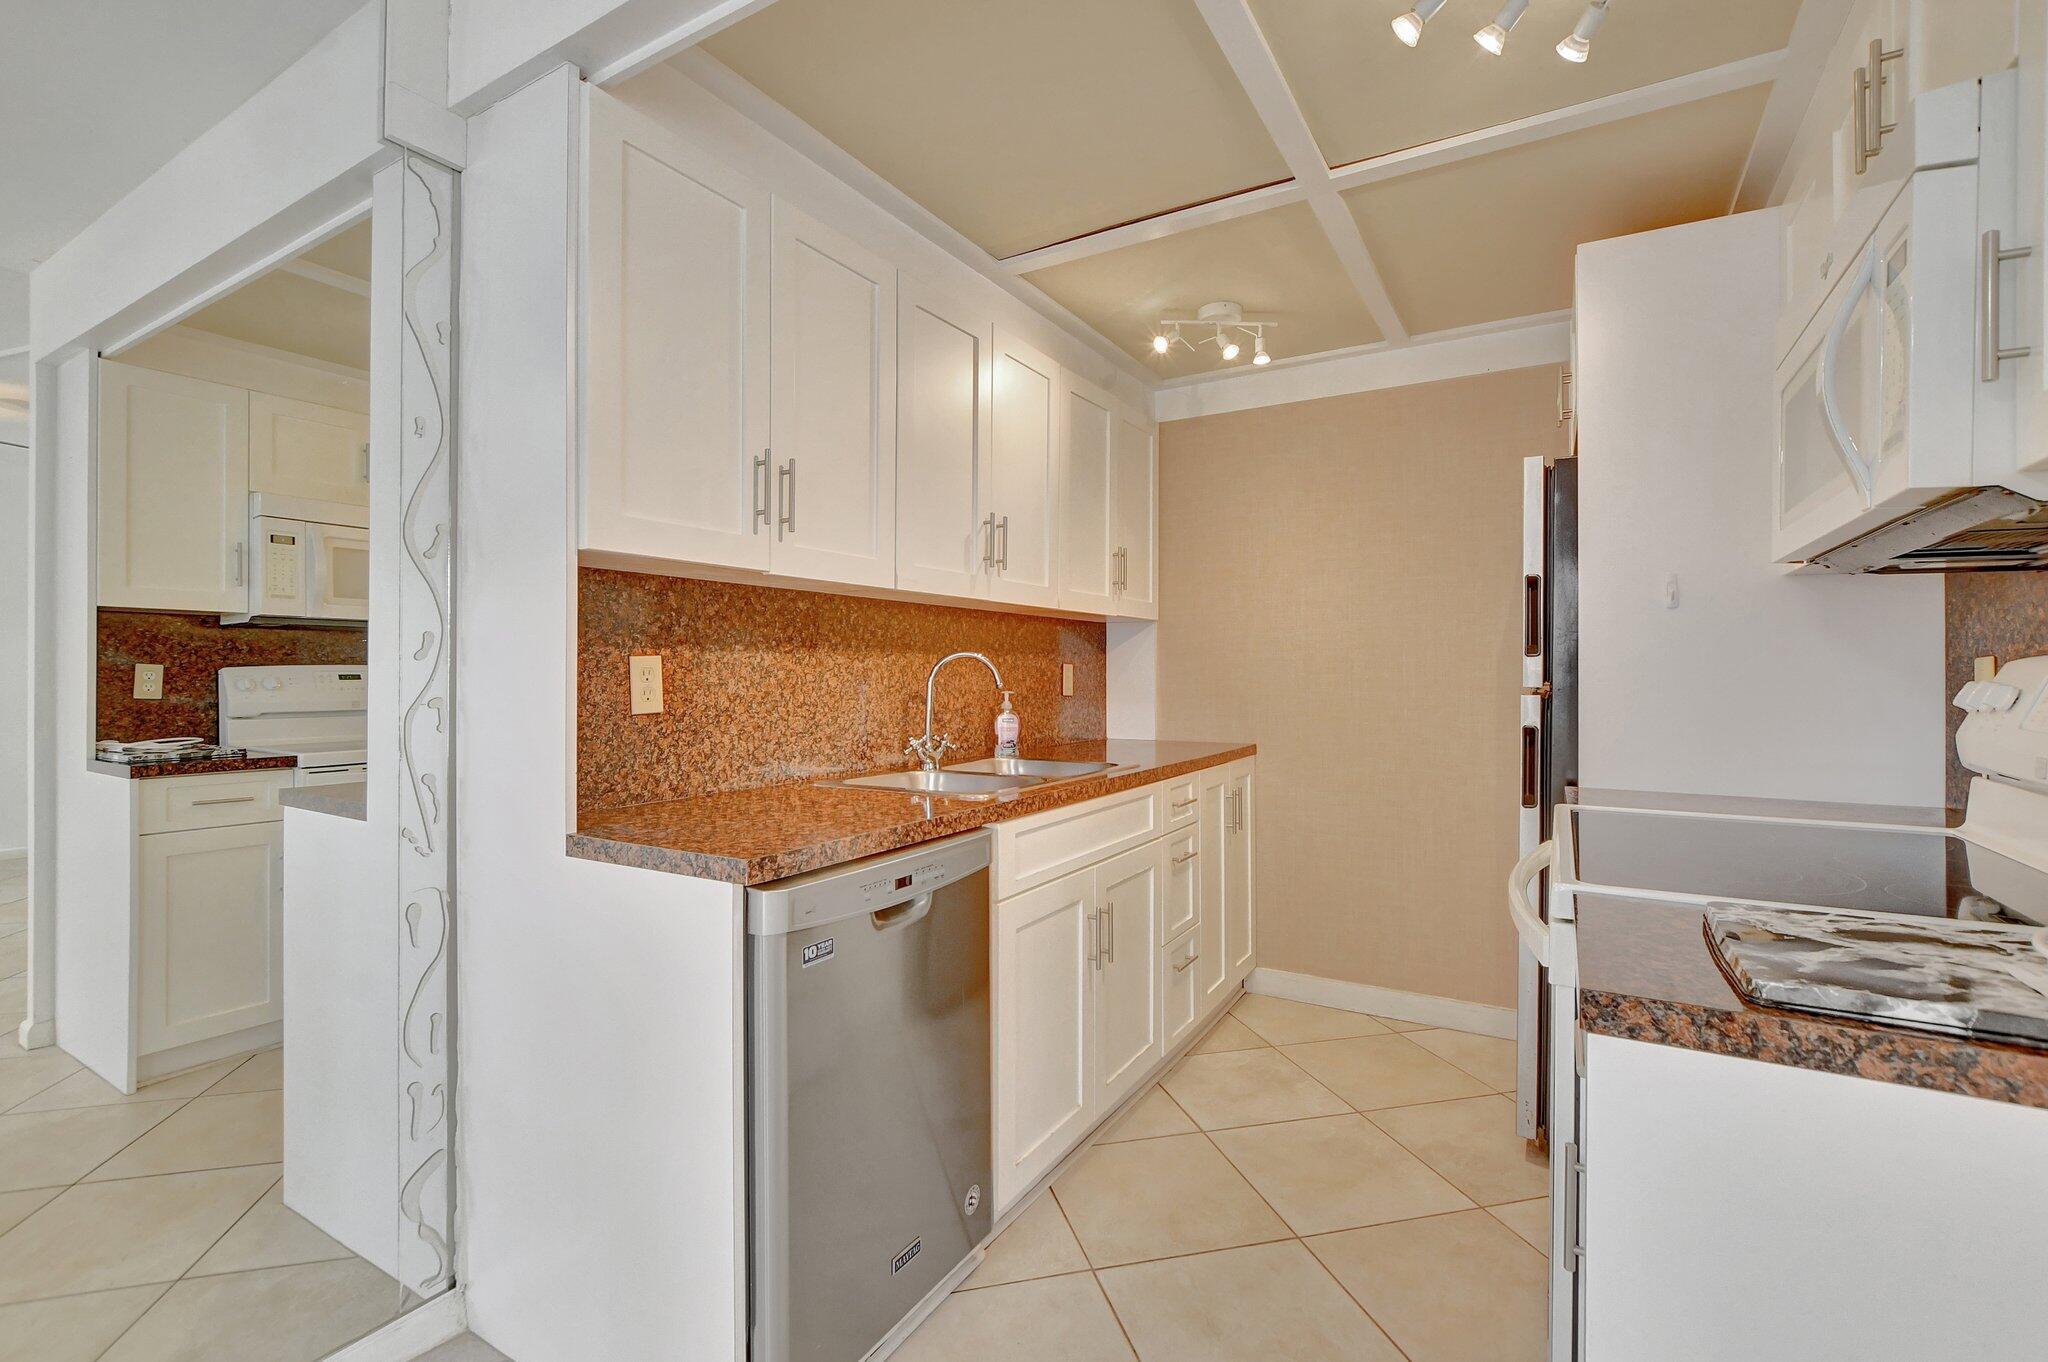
[0,0,365,278]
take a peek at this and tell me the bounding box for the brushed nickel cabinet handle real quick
[753,451,771,531]
[1852,38,1903,174]
[1103,899,1115,964]
[1090,908,1102,970]
[981,513,996,572]
[997,515,1010,572]
[1175,948,1199,973]
[1172,796,1198,811]
[1980,229,2035,383]
[1172,848,1198,865]
[231,541,244,586]
[192,796,257,807]
[777,459,796,539]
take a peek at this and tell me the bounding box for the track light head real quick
[1556,0,1608,62]
[1219,332,1241,362]
[1152,333,1171,355]
[1391,0,1446,46]
[1473,0,1529,54]
[1252,334,1271,366]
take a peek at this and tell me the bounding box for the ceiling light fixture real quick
[1220,336,1241,361]
[1556,0,1609,62]
[1391,0,1447,47]
[1152,332,1171,354]
[1473,0,1530,54]
[1252,335,1272,366]
[1149,303,1280,369]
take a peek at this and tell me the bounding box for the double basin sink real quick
[819,756,1120,800]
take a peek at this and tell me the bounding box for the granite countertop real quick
[570,738,1255,886]
[279,781,368,822]
[90,753,300,780]
[1575,894,2048,1109]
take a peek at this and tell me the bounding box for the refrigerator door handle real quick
[1508,841,1555,967]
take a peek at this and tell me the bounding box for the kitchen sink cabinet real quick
[1093,842,1163,1109]
[994,867,1098,1207]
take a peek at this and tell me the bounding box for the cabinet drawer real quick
[1163,826,1199,940]
[994,784,1162,899]
[1163,927,1199,1050]
[138,770,291,834]
[1162,776,1199,828]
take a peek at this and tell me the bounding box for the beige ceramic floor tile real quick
[1158,1048,1348,1131]
[86,1091,282,1181]
[1189,1014,1266,1054]
[1096,1085,1196,1143]
[0,1165,279,1304]
[1210,1114,1474,1236]
[0,1283,170,1362]
[187,1179,351,1277]
[1367,1096,1549,1206]
[0,1050,82,1112]
[959,1191,1088,1290]
[413,1336,513,1362]
[1230,994,1390,1045]
[98,1258,401,1362]
[1406,1028,1519,1091]
[1281,1034,1491,1111]
[204,1048,283,1097]
[0,936,23,981]
[1052,1133,1288,1267]
[1309,1210,1547,1362]
[0,1101,185,1193]
[893,1271,1134,1362]
[1490,1197,1550,1256]
[1098,1239,1405,1362]
[1371,1014,1432,1032]
[0,1187,61,1238]
[9,1058,243,1116]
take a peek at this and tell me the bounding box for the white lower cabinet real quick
[137,819,284,1056]
[994,868,1098,1207]
[1093,843,1162,1107]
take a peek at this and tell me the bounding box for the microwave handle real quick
[1816,240,1878,505]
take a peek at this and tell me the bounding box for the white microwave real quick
[223,493,370,624]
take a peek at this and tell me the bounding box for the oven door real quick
[307,521,370,621]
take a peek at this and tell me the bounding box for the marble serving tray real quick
[1706,906,2048,1049]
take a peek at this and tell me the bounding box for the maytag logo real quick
[891,1238,922,1275]
[801,938,835,968]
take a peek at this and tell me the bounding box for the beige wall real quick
[1157,365,1567,1009]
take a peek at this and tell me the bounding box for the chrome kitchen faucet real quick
[907,652,1005,771]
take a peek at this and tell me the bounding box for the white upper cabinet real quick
[1110,410,1157,619]
[1057,374,1116,615]
[769,202,897,588]
[98,361,251,612]
[583,90,774,572]
[248,392,369,507]
[897,280,993,597]
[987,330,1061,609]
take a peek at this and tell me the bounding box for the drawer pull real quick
[1175,949,1200,972]
[1172,849,1198,865]
[1171,797,1198,811]
[191,796,258,807]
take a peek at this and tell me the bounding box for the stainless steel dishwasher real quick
[746,830,993,1362]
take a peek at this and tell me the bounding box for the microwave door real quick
[309,522,371,621]
[255,518,308,617]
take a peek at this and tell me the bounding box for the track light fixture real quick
[1473,0,1529,54]
[1556,0,1609,62]
[1390,0,1447,47]
[1150,303,1279,370]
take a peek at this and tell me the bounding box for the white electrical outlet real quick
[630,655,665,715]
[1061,663,1075,698]
[134,664,164,700]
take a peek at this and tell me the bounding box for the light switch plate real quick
[1061,663,1075,697]
[134,664,164,700]
[1976,655,1999,683]
[630,655,664,715]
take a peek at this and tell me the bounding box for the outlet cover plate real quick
[1061,663,1075,698]
[134,664,164,700]
[630,655,664,715]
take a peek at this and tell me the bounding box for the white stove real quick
[218,664,369,786]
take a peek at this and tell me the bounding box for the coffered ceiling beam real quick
[999,47,1788,278]
[1191,0,1409,343]
[1731,0,1854,211]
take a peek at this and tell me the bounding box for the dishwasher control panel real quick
[746,832,992,937]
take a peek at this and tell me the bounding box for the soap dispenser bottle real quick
[994,691,1020,757]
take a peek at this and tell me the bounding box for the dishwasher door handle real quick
[871,894,934,932]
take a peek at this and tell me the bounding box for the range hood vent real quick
[1807,488,2048,573]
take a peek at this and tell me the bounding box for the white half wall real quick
[1575,212,1946,806]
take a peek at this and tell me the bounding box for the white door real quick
[583,90,773,571]
[248,392,370,506]
[1110,411,1157,619]
[1057,373,1115,614]
[994,869,1095,1211]
[97,361,250,612]
[769,201,897,587]
[986,330,1061,608]
[1194,771,1232,1017]
[897,279,992,598]
[1094,843,1162,1110]
[308,521,371,621]
[1224,768,1255,986]
[137,823,284,1055]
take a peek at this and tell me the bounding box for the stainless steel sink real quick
[827,769,1049,797]
[943,757,1118,780]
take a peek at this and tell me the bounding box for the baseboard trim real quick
[16,1017,53,1051]
[137,1021,283,1085]
[0,848,24,865]
[323,1287,466,1361]
[1246,968,1516,1039]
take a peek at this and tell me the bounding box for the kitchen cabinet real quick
[986,330,1062,609]
[97,361,250,613]
[1093,842,1162,1109]
[994,868,1097,1205]
[1057,373,1116,614]
[897,279,993,597]
[1109,410,1157,618]
[1224,765,1256,982]
[248,392,370,507]
[1194,776,1233,1018]
[137,817,284,1057]
[1162,824,1199,940]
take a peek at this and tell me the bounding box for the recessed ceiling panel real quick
[700,0,1290,260]
[299,220,371,281]
[1023,203,1382,378]
[1251,0,1797,168]
[1346,86,1769,335]
[182,269,369,370]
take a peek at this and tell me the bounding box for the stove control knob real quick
[261,678,281,691]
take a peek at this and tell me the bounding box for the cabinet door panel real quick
[898,282,992,597]
[1163,826,1199,941]
[97,361,250,612]
[248,392,369,506]
[1225,768,1256,986]
[995,871,1095,1211]
[1095,843,1162,1111]
[1111,412,1157,619]
[583,91,772,570]
[138,823,283,1055]
[1195,773,1232,1018]
[1057,376,1115,614]
[987,331,1060,607]
[770,202,897,587]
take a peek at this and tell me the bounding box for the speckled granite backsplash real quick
[1945,572,2048,808]
[577,569,1107,811]
[98,610,368,743]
